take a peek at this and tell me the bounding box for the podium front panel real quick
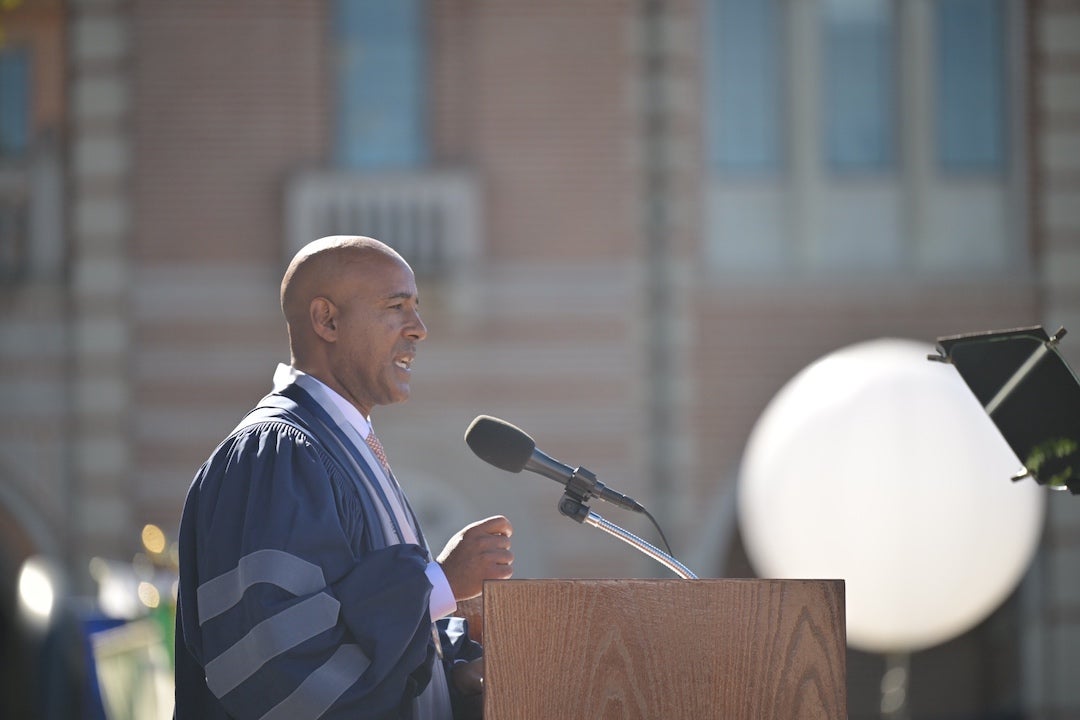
[482,578,846,720]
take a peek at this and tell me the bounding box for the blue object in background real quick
[333,0,428,171]
[0,46,30,159]
[936,0,1007,173]
[823,0,894,173]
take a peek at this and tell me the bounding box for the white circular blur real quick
[17,556,57,628]
[737,338,1045,653]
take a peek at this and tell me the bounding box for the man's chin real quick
[388,384,411,405]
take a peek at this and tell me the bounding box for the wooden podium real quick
[477,578,846,719]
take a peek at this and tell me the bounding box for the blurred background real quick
[1,0,1078,717]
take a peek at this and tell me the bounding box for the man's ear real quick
[310,297,338,342]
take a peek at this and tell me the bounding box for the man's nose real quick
[408,310,427,341]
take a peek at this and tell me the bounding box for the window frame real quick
[702,0,1028,279]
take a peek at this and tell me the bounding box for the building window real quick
[704,0,1016,277]
[936,0,1006,173]
[0,46,30,159]
[707,0,784,174]
[823,0,894,172]
[333,0,427,170]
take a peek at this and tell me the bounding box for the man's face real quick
[326,252,427,417]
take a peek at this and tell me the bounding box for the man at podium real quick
[174,236,514,719]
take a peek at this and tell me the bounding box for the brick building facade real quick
[1,0,1079,717]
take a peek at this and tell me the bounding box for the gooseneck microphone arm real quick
[465,414,699,580]
[556,482,699,580]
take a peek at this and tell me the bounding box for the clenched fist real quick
[451,657,484,696]
[437,515,514,601]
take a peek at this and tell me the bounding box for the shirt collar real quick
[273,363,374,439]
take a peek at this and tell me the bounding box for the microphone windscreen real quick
[465,415,536,473]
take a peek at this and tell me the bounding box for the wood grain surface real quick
[482,578,846,720]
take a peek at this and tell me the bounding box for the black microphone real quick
[464,415,645,513]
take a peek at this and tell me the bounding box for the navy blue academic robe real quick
[174,383,481,719]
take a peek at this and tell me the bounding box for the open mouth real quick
[394,356,413,372]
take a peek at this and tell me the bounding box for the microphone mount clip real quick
[557,466,603,523]
[557,493,591,524]
[555,470,698,580]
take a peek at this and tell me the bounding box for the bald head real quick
[279,235,426,415]
[281,236,407,363]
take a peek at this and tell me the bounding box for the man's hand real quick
[437,515,513,601]
[451,657,485,696]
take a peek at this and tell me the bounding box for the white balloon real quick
[737,339,1045,653]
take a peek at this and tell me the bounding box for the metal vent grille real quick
[286,170,481,277]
